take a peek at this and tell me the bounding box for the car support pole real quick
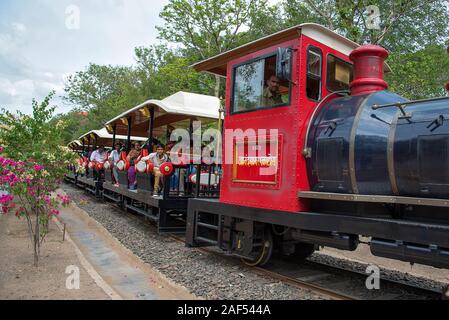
[148,106,154,152]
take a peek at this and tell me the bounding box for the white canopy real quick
[67,140,81,147]
[105,91,220,128]
[79,128,147,141]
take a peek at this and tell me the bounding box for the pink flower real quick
[49,209,60,216]
[0,146,3,153]
[0,194,13,204]
[33,164,44,172]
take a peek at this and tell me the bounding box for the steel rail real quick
[168,234,356,300]
[66,184,443,300]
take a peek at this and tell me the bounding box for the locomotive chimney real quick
[349,44,389,95]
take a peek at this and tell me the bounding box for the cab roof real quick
[192,23,391,76]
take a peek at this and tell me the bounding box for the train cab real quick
[192,23,366,213]
[186,23,449,268]
[102,91,221,233]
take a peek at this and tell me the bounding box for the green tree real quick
[63,64,143,139]
[60,45,217,144]
[282,0,449,52]
[282,0,449,98]
[134,44,215,99]
[157,0,272,96]
[0,92,75,266]
[50,111,89,145]
[386,45,449,99]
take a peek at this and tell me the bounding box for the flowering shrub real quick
[0,92,76,266]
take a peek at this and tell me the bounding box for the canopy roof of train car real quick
[78,128,147,146]
[67,140,82,149]
[192,23,391,76]
[104,91,220,137]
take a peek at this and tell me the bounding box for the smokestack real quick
[349,44,389,95]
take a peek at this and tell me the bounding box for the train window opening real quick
[306,47,322,101]
[232,54,290,114]
[327,55,353,92]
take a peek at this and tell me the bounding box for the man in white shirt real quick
[89,146,107,180]
[108,143,121,186]
[90,146,107,163]
[141,145,168,196]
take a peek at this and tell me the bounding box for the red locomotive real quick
[186,23,449,268]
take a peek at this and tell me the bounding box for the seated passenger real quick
[108,142,122,187]
[90,145,107,180]
[127,142,142,190]
[90,145,107,163]
[167,142,187,196]
[261,75,283,107]
[141,144,168,197]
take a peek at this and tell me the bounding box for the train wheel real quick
[290,242,316,261]
[241,230,273,267]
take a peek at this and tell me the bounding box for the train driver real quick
[261,75,283,107]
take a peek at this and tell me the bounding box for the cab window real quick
[306,47,322,101]
[326,55,353,92]
[232,54,290,114]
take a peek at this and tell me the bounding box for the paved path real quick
[56,200,194,300]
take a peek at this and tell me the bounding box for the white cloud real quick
[11,22,26,33]
[0,0,169,115]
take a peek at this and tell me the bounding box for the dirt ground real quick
[55,196,196,300]
[0,213,109,300]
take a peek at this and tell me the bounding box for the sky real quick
[0,0,282,115]
[0,0,169,115]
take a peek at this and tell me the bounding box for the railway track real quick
[169,234,355,300]
[263,258,442,300]
[68,186,445,300]
[169,234,442,300]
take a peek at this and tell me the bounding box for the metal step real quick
[125,204,158,221]
[195,236,218,246]
[86,187,96,194]
[197,221,219,231]
[103,193,121,203]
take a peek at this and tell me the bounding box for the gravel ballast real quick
[62,184,324,300]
